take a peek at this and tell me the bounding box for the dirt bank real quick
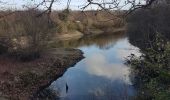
[56,31,83,40]
[0,48,84,100]
[55,28,125,41]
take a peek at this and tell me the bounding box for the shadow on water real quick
[38,31,140,100]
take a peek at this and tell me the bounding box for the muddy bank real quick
[56,31,83,40]
[55,28,125,41]
[0,48,84,100]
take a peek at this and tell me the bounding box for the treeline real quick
[0,9,124,61]
[51,10,125,34]
[127,4,170,49]
[127,3,170,100]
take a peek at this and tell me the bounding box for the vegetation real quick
[0,9,124,60]
[126,2,170,100]
[0,10,125,58]
[0,9,56,61]
[127,4,170,49]
[0,0,169,99]
[58,9,70,21]
[53,10,125,34]
[49,30,125,49]
[127,33,170,100]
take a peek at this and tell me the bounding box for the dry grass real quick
[0,9,56,61]
[51,10,125,34]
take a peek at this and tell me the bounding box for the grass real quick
[0,9,56,61]
[0,9,124,61]
[53,10,125,34]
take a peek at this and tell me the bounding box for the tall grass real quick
[52,10,125,34]
[0,9,56,61]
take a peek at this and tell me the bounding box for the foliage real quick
[127,33,170,100]
[56,21,68,33]
[0,44,8,54]
[58,9,70,21]
[127,4,170,49]
[0,9,56,61]
[126,4,170,99]
[55,10,124,34]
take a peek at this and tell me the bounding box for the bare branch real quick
[81,0,157,15]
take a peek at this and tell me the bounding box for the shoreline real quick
[55,27,125,41]
[0,28,125,99]
[0,48,84,100]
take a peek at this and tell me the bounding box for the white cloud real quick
[84,53,130,83]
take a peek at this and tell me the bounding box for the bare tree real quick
[33,0,157,14]
[0,0,159,19]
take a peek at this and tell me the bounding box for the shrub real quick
[56,21,68,33]
[0,9,55,61]
[67,21,78,31]
[0,44,8,54]
[76,22,84,32]
[127,4,170,49]
[58,9,70,21]
[127,33,170,100]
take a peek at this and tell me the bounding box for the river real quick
[43,32,141,100]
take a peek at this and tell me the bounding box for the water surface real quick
[48,33,140,100]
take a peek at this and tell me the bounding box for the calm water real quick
[47,33,140,100]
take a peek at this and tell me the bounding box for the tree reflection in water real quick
[51,31,126,50]
[41,31,140,100]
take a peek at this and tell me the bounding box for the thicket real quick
[127,4,170,49]
[127,33,170,100]
[54,10,125,34]
[0,9,56,61]
[126,3,170,99]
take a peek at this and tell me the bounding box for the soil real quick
[0,48,84,100]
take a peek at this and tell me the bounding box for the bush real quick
[0,9,55,61]
[127,4,170,49]
[76,22,84,32]
[67,21,78,31]
[58,9,70,21]
[0,44,8,54]
[127,33,170,100]
[56,22,68,33]
[56,20,85,33]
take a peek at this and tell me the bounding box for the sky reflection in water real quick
[49,36,140,100]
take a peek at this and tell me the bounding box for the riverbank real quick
[127,34,170,100]
[55,27,125,41]
[0,48,84,100]
[44,32,135,100]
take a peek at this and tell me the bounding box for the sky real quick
[1,0,93,10]
[1,0,145,11]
